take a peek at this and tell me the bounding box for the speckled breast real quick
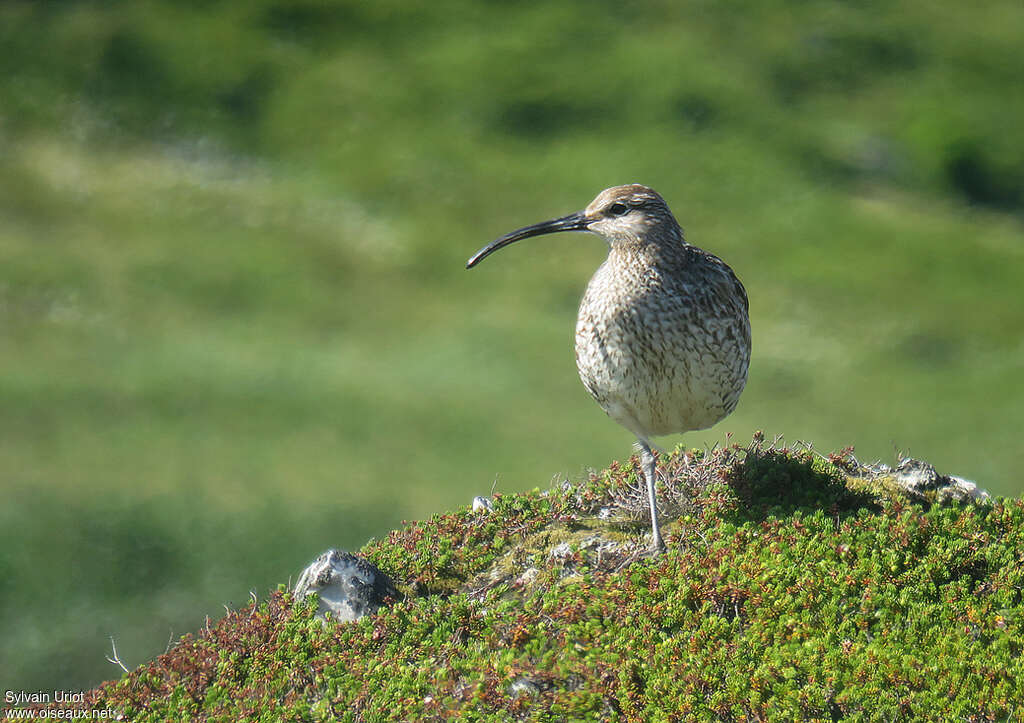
[573,253,750,440]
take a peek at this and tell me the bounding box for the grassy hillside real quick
[1,0,1023,692]
[18,439,1024,721]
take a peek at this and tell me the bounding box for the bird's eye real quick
[608,202,628,216]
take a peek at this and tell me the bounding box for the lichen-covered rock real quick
[293,549,400,623]
[851,456,991,505]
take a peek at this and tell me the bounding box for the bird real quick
[466,184,750,553]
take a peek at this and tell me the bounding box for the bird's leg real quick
[638,438,666,553]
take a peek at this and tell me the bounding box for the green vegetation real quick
[25,439,1024,720]
[1,0,1023,694]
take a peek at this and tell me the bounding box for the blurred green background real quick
[1,0,1022,693]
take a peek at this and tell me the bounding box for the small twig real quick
[799,440,831,463]
[612,549,643,573]
[891,441,908,464]
[106,637,130,674]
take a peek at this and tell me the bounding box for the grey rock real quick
[892,458,991,503]
[882,458,992,504]
[293,549,400,623]
[509,677,541,699]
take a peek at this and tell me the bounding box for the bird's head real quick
[466,184,683,269]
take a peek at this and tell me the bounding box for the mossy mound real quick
[33,437,1024,720]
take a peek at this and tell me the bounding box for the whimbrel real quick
[467,184,750,552]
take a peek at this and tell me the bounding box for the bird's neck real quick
[608,227,689,268]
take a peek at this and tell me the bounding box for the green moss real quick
[22,436,1021,721]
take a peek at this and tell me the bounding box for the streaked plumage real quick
[467,184,750,552]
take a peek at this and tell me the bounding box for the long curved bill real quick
[466,212,588,269]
